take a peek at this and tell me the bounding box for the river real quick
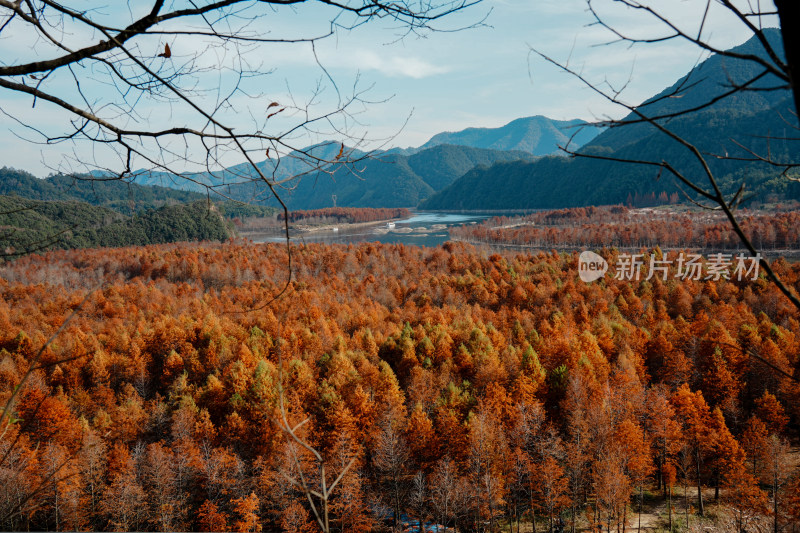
[251,211,494,247]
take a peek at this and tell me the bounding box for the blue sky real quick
[0,0,774,176]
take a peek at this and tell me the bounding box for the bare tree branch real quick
[530,0,800,314]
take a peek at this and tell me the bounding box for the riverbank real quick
[243,211,492,247]
[237,214,411,240]
[293,215,409,234]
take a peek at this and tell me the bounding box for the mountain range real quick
[125,116,603,209]
[418,116,603,155]
[2,30,794,215]
[130,143,540,209]
[422,28,798,210]
[132,28,796,213]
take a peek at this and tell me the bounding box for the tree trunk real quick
[694,448,704,516]
[668,484,672,533]
[90,482,97,524]
[775,1,800,121]
[684,483,689,529]
[488,491,495,532]
[393,483,401,528]
[773,473,779,533]
[622,504,627,533]
[637,484,643,533]
[595,502,600,530]
[569,502,574,533]
[54,484,60,532]
[657,453,663,495]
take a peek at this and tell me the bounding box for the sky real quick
[0,0,777,176]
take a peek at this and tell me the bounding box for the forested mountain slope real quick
[0,196,231,253]
[0,167,207,214]
[420,115,603,155]
[148,143,537,209]
[422,29,798,210]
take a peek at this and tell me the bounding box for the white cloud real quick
[340,50,450,79]
[0,0,780,174]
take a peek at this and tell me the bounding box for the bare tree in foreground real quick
[0,1,482,183]
[0,0,484,298]
[532,0,800,312]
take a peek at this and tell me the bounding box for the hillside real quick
[0,196,232,254]
[127,141,356,195]
[0,167,208,214]
[126,117,591,207]
[420,115,604,155]
[278,143,536,208]
[422,29,799,210]
[143,143,537,209]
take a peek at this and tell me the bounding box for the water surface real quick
[253,211,493,247]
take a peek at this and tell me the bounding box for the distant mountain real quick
[405,144,536,191]
[126,142,355,195]
[236,143,538,209]
[6,29,792,216]
[123,115,599,207]
[422,29,799,210]
[131,143,537,209]
[420,116,604,155]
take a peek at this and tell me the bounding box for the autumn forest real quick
[0,239,798,532]
[451,206,800,253]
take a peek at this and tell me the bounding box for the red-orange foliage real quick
[197,500,229,532]
[0,240,796,531]
[452,205,800,252]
